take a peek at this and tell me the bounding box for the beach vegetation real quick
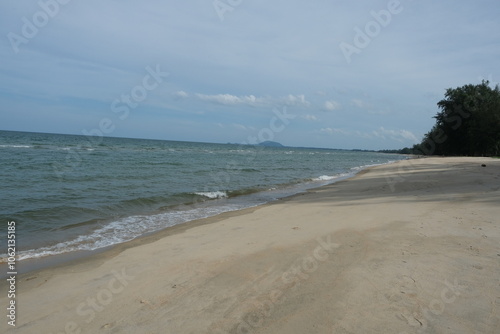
[393,81,500,156]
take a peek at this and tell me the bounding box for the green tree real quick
[419,81,500,156]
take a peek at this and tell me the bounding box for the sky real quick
[0,0,499,150]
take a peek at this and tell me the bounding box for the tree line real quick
[386,81,500,156]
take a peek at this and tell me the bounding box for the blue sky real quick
[1,0,499,149]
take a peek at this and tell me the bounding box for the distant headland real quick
[256,141,285,147]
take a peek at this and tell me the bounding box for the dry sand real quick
[2,157,499,333]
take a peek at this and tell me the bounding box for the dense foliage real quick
[395,81,500,156]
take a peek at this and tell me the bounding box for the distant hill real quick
[257,141,284,147]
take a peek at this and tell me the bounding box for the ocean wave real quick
[350,161,388,171]
[312,172,353,182]
[0,203,250,262]
[0,144,102,152]
[240,168,260,173]
[194,191,228,199]
[313,175,338,181]
[0,145,33,149]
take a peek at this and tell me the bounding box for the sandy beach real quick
[2,157,499,334]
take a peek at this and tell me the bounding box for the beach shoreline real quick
[2,157,499,333]
[2,158,398,278]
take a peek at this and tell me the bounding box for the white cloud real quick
[281,94,310,107]
[192,92,310,108]
[303,114,318,121]
[320,127,350,135]
[196,93,262,106]
[319,126,418,144]
[173,90,189,98]
[324,100,340,111]
[232,123,249,130]
[351,99,370,109]
[354,130,372,139]
[372,127,418,143]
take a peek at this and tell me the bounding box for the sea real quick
[0,130,408,265]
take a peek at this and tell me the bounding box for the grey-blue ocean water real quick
[0,130,407,261]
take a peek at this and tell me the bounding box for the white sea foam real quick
[0,145,32,148]
[2,203,251,262]
[313,171,354,182]
[194,191,228,199]
[314,175,337,181]
[350,161,390,171]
